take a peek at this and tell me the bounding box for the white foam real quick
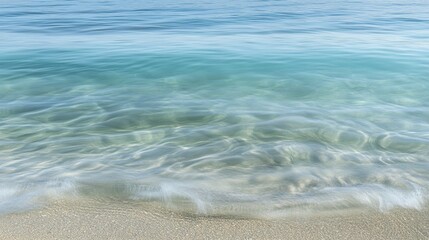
[160,182,212,214]
[0,186,39,214]
[0,180,76,214]
[351,183,425,211]
[130,181,427,217]
[1,178,426,217]
[292,182,427,212]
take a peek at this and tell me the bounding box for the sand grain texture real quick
[0,201,428,240]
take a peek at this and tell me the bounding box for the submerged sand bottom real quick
[0,200,428,240]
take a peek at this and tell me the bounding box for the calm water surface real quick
[1,0,429,217]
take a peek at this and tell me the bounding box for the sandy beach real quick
[0,200,428,240]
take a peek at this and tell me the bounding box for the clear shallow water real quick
[1,0,429,216]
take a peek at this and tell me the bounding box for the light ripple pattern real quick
[1,0,429,217]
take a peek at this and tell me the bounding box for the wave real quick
[0,180,76,214]
[0,179,425,218]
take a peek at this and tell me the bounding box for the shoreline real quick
[0,200,428,239]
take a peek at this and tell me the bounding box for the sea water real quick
[1,0,429,216]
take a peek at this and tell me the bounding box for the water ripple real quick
[1,0,429,217]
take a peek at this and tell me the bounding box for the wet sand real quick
[0,200,428,240]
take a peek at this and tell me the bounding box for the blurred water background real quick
[1,0,429,216]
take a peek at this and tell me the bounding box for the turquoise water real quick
[1,0,429,216]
